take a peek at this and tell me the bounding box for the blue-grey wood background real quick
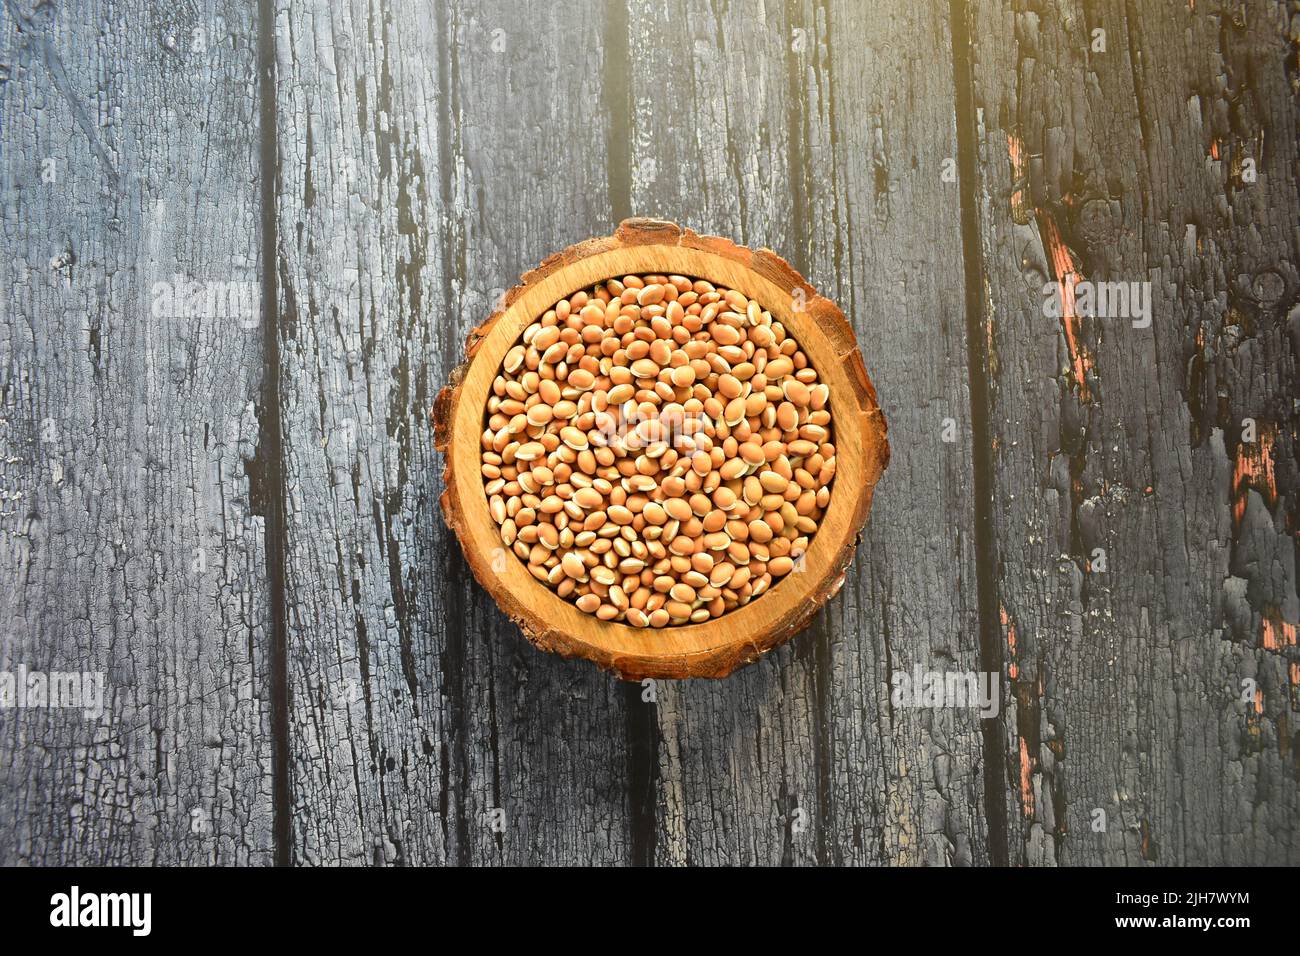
[1,0,1296,865]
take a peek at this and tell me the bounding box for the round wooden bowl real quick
[433,218,889,680]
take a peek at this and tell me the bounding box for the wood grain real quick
[438,0,644,864]
[274,0,637,864]
[273,0,453,865]
[620,0,988,865]
[0,0,273,863]
[1,0,1293,867]
[801,0,993,867]
[622,0,822,864]
[963,0,1299,864]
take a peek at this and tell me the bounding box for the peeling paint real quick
[1018,735,1034,817]
[1231,424,1277,526]
[1007,131,1029,224]
[1037,212,1094,401]
[1139,819,1155,861]
[1001,604,1019,680]
[1262,609,1298,650]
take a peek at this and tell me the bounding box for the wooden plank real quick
[0,0,274,863]
[273,0,449,867]
[964,0,1299,864]
[624,0,821,866]
[275,0,634,865]
[440,0,639,865]
[801,0,992,865]
[624,0,989,864]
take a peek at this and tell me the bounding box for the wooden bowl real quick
[433,218,888,679]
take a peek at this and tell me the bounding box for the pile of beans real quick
[479,273,835,628]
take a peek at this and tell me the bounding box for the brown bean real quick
[482,273,834,627]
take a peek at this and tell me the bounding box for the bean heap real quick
[480,273,835,628]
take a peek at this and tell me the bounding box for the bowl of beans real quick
[433,219,888,679]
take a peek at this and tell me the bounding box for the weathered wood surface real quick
[623,0,824,866]
[1,0,1295,865]
[799,0,993,866]
[0,0,274,863]
[274,0,635,864]
[623,0,989,865]
[963,0,1299,864]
